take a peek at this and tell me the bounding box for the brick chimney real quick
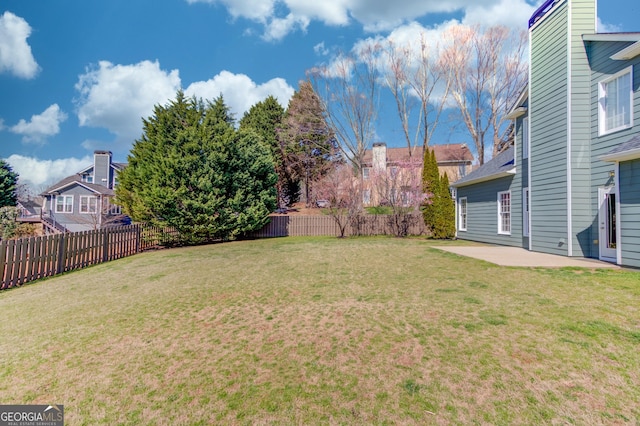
[372,142,387,172]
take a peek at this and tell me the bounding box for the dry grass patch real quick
[0,237,638,424]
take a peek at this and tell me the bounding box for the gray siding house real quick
[41,151,129,233]
[452,0,640,268]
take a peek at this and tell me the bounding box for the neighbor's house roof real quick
[17,197,43,215]
[451,146,516,188]
[41,175,115,196]
[362,143,474,165]
[600,134,640,163]
[77,162,127,175]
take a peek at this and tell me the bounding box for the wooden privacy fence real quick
[0,224,179,290]
[248,214,426,238]
[1,215,422,290]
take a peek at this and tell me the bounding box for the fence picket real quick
[1,215,424,290]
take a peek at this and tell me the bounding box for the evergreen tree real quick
[280,80,340,206]
[0,160,18,208]
[422,147,455,239]
[238,96,296,207]
[116,92,277,243]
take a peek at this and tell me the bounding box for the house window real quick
[81,173,94,183]
[523,188,530,237]
[80,196,98,214]
[363,167,370,180]
[363,189,371,205]
[55,195,73,213]
[498,191,511,235]
[459,197,467,231]
[599,66,633,135]
[522,117,529,159]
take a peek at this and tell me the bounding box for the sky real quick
[0,0,638,191]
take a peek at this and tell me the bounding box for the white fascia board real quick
[505,107,528,120]
[611,40,640,60]
[600,147,640,162]
[583,33,640,42]
[48,181,101,195]
[451,168,516,188]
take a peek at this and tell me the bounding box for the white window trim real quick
[522,187,530,237]
[497,191,511,235]
[522,117,529,160]
[79,196,98,214]
[458,197,467,231]
[598,65,634,136]
[362,167,370,180]
[55,195,73,214]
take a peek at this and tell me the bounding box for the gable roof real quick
[41,175,115,196]
[451,146,516,187]
[600,134,640,162]
[362,143,474,165]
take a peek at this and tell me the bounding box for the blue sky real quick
[1,0,637,189]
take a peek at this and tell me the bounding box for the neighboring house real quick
[452,0,640,268]
[40,150,129,233]
[17,197,43,223]
[361,142,474,206]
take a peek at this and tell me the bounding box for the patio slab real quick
[433,245,620,268]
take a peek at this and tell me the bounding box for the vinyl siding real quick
[456,176,524,247]
[619,160,640,268]
[568,0,596,257]
[529,2,570,256]
[588,40,640,266]
[49,184,101,230]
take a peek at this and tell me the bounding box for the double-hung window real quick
[459,197,467,231]
[599,66,633,135]
[498,191,511,235]
[80,196,98,214]
[362,167,370,180]
[55,195,73,213]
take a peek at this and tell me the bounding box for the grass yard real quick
[0,237,639,425]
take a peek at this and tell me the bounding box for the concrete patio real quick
[433,245,620,268]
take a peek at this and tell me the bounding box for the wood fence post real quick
[56,233,66,275]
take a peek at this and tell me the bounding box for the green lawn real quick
[0,237,638,425]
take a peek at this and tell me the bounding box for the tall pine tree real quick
[238,96,296,207]
[279,80,340,206]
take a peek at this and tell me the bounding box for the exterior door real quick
[598,187,617,261]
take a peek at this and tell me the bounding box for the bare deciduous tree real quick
[315,165,363,238]
[308,43,381,175]
[382,34,450,157]
[368,158,426,237]
[441,24,528,164]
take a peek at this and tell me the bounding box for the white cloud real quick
[75,60,181,142]
[185,70,294,119]
[462,0,536,28]
[314,42,330,56]
[10,104,68,144]
[5,154,92,188]
[0,11,40,79]
[263,13,309,41]
[187,0,534,39]
[597,17,622,33]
